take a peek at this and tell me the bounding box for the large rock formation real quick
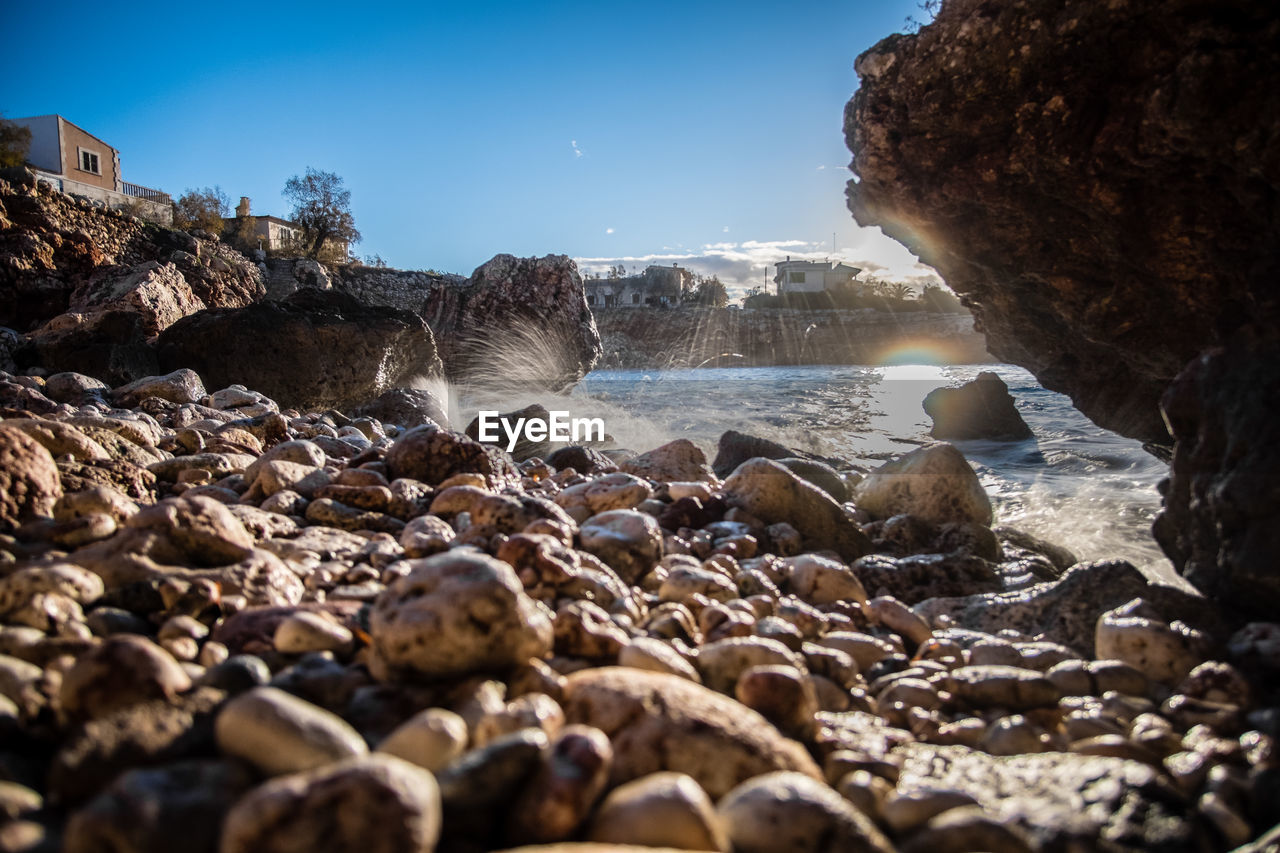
[155,289,442,412]
[0,169,262,336]
[423,254,601,391]
[844,0,1280,446]
[1154,331,1280,614]
[845,0,1280,612]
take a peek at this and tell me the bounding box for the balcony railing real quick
[122,181,170,203]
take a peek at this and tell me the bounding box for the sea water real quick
[569,364,1176,584]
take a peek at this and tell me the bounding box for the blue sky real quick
[2,1,938,296]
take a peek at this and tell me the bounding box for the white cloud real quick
[571,140,583,158]
[816,165,826,170]
[605,227,615,234]
[576,237,942,302]
[722,226,730,233]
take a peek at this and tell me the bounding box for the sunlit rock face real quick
[424,254,603,392]
[844,0,1280,446]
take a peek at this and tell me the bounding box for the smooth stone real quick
[717,771,895,853]
[219,754,441,853]
[377,708,469,772]
[114,369,207,406]
[854,442,992,526]
[274,611,355,655]
[586,771,729,852]
[0,425,62,529]
[508,725,614,844]
[1095,598,1206,685]
[561,667,821,798]
[784,554,868,605]
[620,439,717,484]
[696,636,806,695]
[554,473,654,524]
[723,458,872,561]
[899,805,1035,853]
[617,636,701,683]
[944,665,1062,710]
[215,686,367,776]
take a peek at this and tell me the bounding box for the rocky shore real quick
[0,365,1276,852]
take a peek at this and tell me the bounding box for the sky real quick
[2,0,940,300]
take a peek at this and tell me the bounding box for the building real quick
[9,114,172,224]
[584,264,692,308]
[774,257,862,295]
[222,197,348,259]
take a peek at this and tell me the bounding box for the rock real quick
[508,725,613,844]
[555,472,653,524]
[844,0,1280,446]
[620,439,716,484]
[431,254,602,391]
[617,637,701,683]
[945,665,1062,711]
[219,754,442,853]
[716,771,894,853]
[697,637,806,695]
[71,260,209,338]
[899,806,1035,853]
[43,371,109,404]
[273,611,354,655]
[855,443,991,527]
[353,386,449,429]
[0,425,62,530]
[368,551,553,680]
[466,404,554,461]
[21,309,161,385]
[561,667,822,798]
[1095,599,1207,685]
[586,771,729,852]
[215,686,367,776]
[49,687,226,804]
[377,708,469,772]
[783,554,868,605]
[546,445,618,475]
[578,510,663,584]
[853,552,1001,603]
[156,289,443,412]
[385,424,520,489]
[1154,332,1280,614]
[60,635,192,721]
[776,457,848,502]
[723,458,871,561]
[712,430,815,480]
[893,744,1201,850]
[63,760,253,853]
[923,372,1033,441]
[113,368,207,406]
[913,560,1214,657]
[0,564,103,614]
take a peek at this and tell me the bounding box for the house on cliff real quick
[584,264,692,308]
[222,196,348,260]
[9,114,172,224]
[774,257,862,295]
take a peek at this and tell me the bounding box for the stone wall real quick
[594,307,990,369]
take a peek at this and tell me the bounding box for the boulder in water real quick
[923,372,1033,441]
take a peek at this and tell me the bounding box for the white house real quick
[774,257,862,295]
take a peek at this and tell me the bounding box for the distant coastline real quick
[590,304,992,370]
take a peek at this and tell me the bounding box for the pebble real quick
[369,551,553,679]
[59,635,192,721]
[273,610,355,655]
[1095,598,1206,684]
[579,509,664,584]
[586,771,730,851]
[220,754,441,853]
[377,707,469,771]
[717,771,895,853]
[214,685,367,775]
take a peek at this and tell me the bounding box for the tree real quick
[0,115,32,169]
[282,167,361,260]
[172,186,230,235]
[689,276,729,308]
[886,282,914,300]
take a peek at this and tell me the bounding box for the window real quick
[632,292,641,304]
[789,271,806,283]
[78,148,101,175]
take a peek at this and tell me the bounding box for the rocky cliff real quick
[845,0,1280,446]
[595,307,989,369]
[845,0,1280,611]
